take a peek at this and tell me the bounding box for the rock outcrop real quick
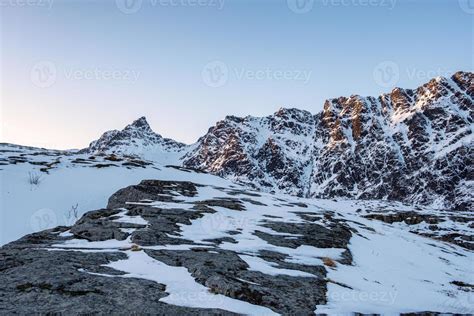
[1,179,472,314]
[0,180,354,314]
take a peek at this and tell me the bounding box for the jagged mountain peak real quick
[221,108,313,124]
[452,71,473,93]
[273,107,314,123]
[84,116,186,158]
[223,114,245,124]
[127,116,151,130]
[120,116,158,140]
[275,107,308,115]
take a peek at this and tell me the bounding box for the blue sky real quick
[1,0,472,149]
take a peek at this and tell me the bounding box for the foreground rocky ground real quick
[0,179,472,314]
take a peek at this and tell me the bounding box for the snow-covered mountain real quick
[80,71,472,210]
[183,108,316,197]
[83,116,186,164]
[184,71,473,210]
[310,71,473,209]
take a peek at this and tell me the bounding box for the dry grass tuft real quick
[28,172,42,186]
[322,257,337,267]
[130,244,142,252]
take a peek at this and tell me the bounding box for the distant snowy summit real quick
[82,71,473,210]
[82,116,186,164]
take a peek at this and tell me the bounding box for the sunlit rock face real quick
[182,108,316,197]
[184,72,473,210]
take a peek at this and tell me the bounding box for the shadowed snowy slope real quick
[1,177,472,314]
[0,143,228,245]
